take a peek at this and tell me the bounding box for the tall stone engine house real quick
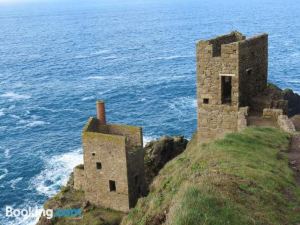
[74,101,146,212]
[196,31,268,142]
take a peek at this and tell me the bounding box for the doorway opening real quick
[221,76,232,104]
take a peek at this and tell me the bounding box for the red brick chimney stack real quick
[96,100,106,125]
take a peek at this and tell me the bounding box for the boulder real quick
[144,136,188,187]
[249,83,300,117]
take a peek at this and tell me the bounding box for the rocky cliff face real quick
[121,128,300,225]
[250,83,300,116]
[144,136,189,188]
[283,88,300,116]
[36,136,189,225]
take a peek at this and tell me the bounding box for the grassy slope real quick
[122,127,300,225]
[40,186,124,225]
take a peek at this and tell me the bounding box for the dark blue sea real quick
[0,0,299,224]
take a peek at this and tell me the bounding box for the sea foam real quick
[155,55,193,60]
[0,92,31,101]
[31,148,83,197]
[9,177,23,190]
[0,168,8,180]
[85,76,105,80]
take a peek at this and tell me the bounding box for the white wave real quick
[10,114,21,119]
[0,168,8,180]
[31,148,83,197]
[155,75,190,84]
[0,92,31,101]
[81,96,95,101]
[13,82,25,88]
[143,136,159,146]
[287,79,300,84]
[30,115,41,120]
[155,55,193,60]
[85,76,105,80]
[2,202,43,225]
[28,54,41,59]
[33,106,80,113]
[168,96,197,118]
[290,52,300,58]
[34,106,57,113]
[103,55,118,60]
[9,104,16,110]
[0,107,6,116]
[26,120,49,128]
[169,96,197,109]
[0,126,7,131]
[4,148,10,158]
[92,50,110,55]
[74,54,87,59]
[15,116,49,128]
[74,50,110,59]
[9,177,23,189]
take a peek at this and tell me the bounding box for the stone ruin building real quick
[196,31,295,142]
[74,101,146,212]
[72,31,297,214]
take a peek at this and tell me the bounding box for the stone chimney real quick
[96,100,106,125]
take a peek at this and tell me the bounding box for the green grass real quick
[122,127,300,225]
[171,186,252,225]
[41,183,124,225]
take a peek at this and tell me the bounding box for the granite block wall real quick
[238,34,268,107]
[196,32,268,142]
[79,117,145,212]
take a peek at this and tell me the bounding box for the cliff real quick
[36,84,300,225]
[122,127,300,225]
[37,136,188,225]
[251,83,300,116]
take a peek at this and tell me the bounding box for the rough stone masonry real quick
[196,31,269,142]
[74,101,146,212]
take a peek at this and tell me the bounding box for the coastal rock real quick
[251,83,300,116]
[283,89,300,116]
[36,136,188,225]
[144,136,189,186]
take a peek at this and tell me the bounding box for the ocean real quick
[0,0,299,224]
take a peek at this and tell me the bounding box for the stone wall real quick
[197,105,239,142]
[263,108,283,120]
[196,38,240,106]
[208,32,245,57]
[237,107,249,131]
[277,115,296,133]
[238,34,268,107]
[83,131,130,212]
[196,33,241,142]
[127,148,146,207]
[197,32,268,142]
[81,117,145,212]
[74,165,86,191]
[262,108,296,133]
[108,124,143,149]
[83,118,143,149]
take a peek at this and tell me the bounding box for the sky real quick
[0,0,47,5]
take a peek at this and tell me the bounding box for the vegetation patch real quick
[121,127,300,225]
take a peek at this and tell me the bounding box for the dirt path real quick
[288,134,300,185]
